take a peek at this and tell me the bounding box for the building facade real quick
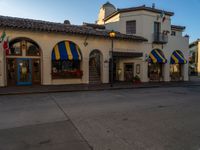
[189,40,200,76]
[0,2,189,87]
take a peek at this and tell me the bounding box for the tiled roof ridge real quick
[104,5,174,21]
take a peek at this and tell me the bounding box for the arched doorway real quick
[148,49,167,81]
[170,50,187,81]
[6,38,41,86]
[89,50,102,84]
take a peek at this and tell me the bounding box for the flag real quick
[3,38,10,55]
[0,31,6,43]
[162,15,166,23]
[160,11,166,23]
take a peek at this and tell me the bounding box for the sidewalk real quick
[0,81,200,95]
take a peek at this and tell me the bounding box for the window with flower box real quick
[51,41,83,79]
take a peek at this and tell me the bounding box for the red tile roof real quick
[0,15,147,42]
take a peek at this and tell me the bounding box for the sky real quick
[0,0,199,42]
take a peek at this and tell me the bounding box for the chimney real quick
[64,20,70,25]
[152,3,155,9]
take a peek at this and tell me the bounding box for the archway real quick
[148,49,167,81]
[51,41,83,79]
[7,37,41,86]
[89,50,102,84]
[170,50,187,81]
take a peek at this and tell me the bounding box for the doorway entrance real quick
[89,50,102,84]
[17,58,32,85]
[6,38,41,86]
[124,63,134,81]
[7,58,41,86]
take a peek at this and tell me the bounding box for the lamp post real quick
[109,30,116,87]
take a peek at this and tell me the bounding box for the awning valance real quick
[52,41,82,61]
[171,50,187,64]
[149,49,167,63]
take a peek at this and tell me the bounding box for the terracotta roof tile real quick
[0,15,147,42]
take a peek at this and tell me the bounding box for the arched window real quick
[170,50,187,81]
[9,38,40,56]
[51,41,82,79]
[7,38,41,86]
[148,49,167,81]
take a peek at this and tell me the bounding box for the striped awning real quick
[149,49,167,63]
[171,50,187,64]
[52,41,82,61]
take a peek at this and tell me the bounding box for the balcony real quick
[153,32,168,44]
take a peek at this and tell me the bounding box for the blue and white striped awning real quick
[171,50,187,64]
[149,49,167,63]
[52,41,82,61]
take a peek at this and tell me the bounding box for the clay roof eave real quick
[0,15,148,42]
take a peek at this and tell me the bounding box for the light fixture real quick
[109,30,116,38]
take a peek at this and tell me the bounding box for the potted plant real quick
[133,75,141,84]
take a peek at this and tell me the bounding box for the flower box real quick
[52,70,83,79]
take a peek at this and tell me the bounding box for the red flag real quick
[3,39,10,55]
[162,16,166,23]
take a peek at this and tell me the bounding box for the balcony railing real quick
[153,32,168,44]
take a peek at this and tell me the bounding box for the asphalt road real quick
[0,86,200,150]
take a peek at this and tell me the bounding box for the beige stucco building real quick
[0,2,189,87]
[189,39,200,76]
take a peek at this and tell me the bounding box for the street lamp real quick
[109,30,116,87]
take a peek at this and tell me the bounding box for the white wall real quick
[0,44,6,86]
[104,10,189,82]
[105,11,172,42]
[198,42,200,75]
[0,28,148,86]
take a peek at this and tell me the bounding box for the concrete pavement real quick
[0,81,200,95]
[0,121,90,150]
[51,87,200,150]
[0,94,92,150]
[1,86,200,150]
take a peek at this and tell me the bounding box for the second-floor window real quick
[126,20,136,34]
[171,31,176,36]
[154,22,161,34]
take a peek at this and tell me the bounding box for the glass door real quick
[17,58,32,85]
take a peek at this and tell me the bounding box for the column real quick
[163,63,170,82]
[183,64,189,81]
[141,61,149,82]
[102,55,110,83]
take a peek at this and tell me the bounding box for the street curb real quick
[0,83,200,96]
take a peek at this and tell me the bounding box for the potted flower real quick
[133,75,141,84]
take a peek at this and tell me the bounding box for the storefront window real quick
[148,63,163,81]
[52,60,82,79]
[51,41,83,79]
[10,42,22,55]
[9,39,40,56]
[7,59,16,85]
[170,64,182,81]
[27,42,40,56]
